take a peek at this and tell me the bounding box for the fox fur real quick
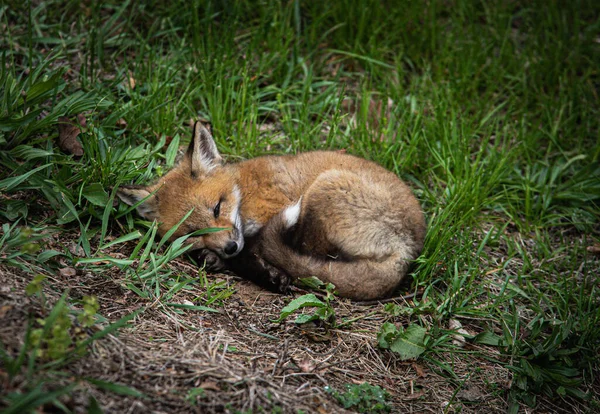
[117,122,426,300]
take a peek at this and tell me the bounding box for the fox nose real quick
[224,241,238,256]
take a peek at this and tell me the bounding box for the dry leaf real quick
[0,305,13,318]
[58,116,84,156]
[59,267,77,277]
[76,113,87,128]
[412,362,426,378]
[128,71,136,89]
[403,390,426,401]
[198,381,221,391]
[457,386,486,402]
[587,244,600,255]
[68,243,85,257]
[298,357,315,373]
[449,319,470,347]
[316,406,329,414]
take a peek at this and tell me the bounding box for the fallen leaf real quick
[403,390,426,400]
[59,267,77,277]
[128,71,136,89]
[457,386,486,402]
[449,319,470,347]
[587,244,600,255]
[412,362,426,377]
[68,243,85,257]
[0,305,13,318]
[198,381,221,391]
[76,113,87,128]
[298,357,315,373]
[58,116,84,156]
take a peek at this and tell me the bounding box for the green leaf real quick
[389,324,427,361]
[87,396,104,414]
[473,331,503,347]
[188,227,231,237]
[26,72,63,102]
[377,322,399,349]
[86,378,145,398]
[76,257,135,266]
[0,163,52,191]
[297,276,327,289]
[275,294,325,322]
[166,303,220,313]
[83,183,109,207]
[56,191,80,225]
[72,308,143,353]
[37,250,62,263]
[99,231,141,250]
[165,134,180,167]
[125,283,149,299]
[294,313,320,324]
[0,109,44,131]
[2,383,75,414]
[10,145,55,160]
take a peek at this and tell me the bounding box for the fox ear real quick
[187,121,222,177]
[117,186,158,220]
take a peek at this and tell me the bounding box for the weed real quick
[326,382,391,413]
[275,280,337,327]
[186,387,207,406]
[377,322,428,361]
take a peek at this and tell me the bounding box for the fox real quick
[117,122,426,300]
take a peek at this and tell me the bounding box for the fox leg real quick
[257,170,423,300]
[192,243,292,293]
[195,249,227,272]
[225,236,293,293]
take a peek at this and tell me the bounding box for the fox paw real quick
[195,249,226,272]
[255,255,291,293]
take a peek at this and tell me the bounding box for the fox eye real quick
[213,200,221,219]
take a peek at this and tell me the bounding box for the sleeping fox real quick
[117,122,426,300]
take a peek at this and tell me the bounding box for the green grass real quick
[1,0,599,412]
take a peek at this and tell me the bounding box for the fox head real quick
[117,122,244,259]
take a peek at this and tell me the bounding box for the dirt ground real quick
[0,234,595,413]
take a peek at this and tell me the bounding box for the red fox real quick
[117,122,426,300]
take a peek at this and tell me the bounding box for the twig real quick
[354,291,419,306]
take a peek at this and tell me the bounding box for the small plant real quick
[505,313,593,412]
[25,274,47,297]
[0,224,59,271]
[197,270,235,306]
[377,322,428,361]
[186,387,207,405]
[29,295,100,360]
[77,295,100,328]
[275,280,336,326]
[326,382,391,413]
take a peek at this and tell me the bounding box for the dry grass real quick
[0,255,551,413]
